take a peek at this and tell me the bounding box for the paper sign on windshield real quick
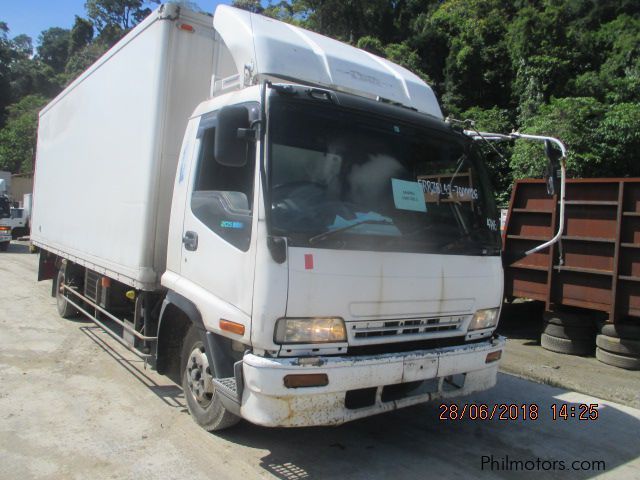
[391,179,427,212]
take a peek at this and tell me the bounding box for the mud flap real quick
[38,251,56,283]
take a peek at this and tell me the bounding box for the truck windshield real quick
[268,98,501,255]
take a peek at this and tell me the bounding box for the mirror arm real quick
[508,133,567,257]
[463,128,568,261]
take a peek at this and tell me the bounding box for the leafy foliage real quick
[0,95,48,172]
[37,28,71,74]
[0,0,638,199]
[85,0,158,33]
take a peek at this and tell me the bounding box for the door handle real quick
[183,231,198,251]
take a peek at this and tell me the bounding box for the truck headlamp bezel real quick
[274,317,347,344]
[468,308,500,331]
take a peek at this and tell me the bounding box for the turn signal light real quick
[220,319,245,336]
[486,350,502,363]
[284,373,329,388]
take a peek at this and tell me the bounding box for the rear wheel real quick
[596,334,640,356]
[601,323,640,340]
[542,323,595,340]
[540,332,594,355]
[56,269,78,319]
[543,311,596,330]
[596,348,640,370]
[181,325,239,431]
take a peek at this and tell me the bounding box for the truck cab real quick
[163,82,504,427]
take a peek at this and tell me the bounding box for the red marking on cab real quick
[304,254,314,270]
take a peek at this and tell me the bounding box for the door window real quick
[190,116,255,251]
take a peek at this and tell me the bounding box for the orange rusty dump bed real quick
[503,178,640,323]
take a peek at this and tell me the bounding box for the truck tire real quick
[542,323,595,340]
[540,333,594,356]
[181,325,240,431]
[596,347,640,370]
[600,323,640,340]
[56,270,79,319]
[0,241,8,252]
[596,334,640,356]
[543,311,595,330]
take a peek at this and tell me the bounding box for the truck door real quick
[180,106,259,318]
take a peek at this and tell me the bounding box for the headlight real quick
[468,308,500,331]
[274,317,347,344]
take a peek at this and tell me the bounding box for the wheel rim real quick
[186,345,214,408]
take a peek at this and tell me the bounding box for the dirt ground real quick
[1,242,640,479]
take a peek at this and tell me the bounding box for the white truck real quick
[0,195,11,250]
[32,4,566,430]
[0,193,32,250]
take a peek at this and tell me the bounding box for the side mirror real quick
[214,105,250,167]
[544,139,562,196]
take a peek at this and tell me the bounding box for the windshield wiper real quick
[308,219,393,245]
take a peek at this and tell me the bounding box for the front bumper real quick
[240,336,505,427]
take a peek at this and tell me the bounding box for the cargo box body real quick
[31,5,216,290]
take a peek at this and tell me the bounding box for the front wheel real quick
[181,325,240,431]
[0,241,8,252]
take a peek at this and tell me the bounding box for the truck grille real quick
[349,314,469,343]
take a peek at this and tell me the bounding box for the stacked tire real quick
[596,324,640,370]
[540,311,596,356]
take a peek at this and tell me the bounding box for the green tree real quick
[510,97,606,179]
[290,0,395,43]
[85,0,158,40]
[572,15,640,104]
[357,36,429,81]
[37,28,71,74]
[65,41,110,81]
[0,95,48,173]
[596,103,640,177]
[11,34,33,57]
[356,36,385,56]
[462,106,515,205]
[0,22,13,126]
[413,0,515,116]
[4,30,61,102]
[231,0,264,14]
[68,16,94,56]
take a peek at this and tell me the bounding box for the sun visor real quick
[213,5,443,118]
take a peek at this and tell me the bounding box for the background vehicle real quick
[31,4,564,430]
[0,194,11,251]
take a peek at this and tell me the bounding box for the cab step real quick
[211,361,243,415]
